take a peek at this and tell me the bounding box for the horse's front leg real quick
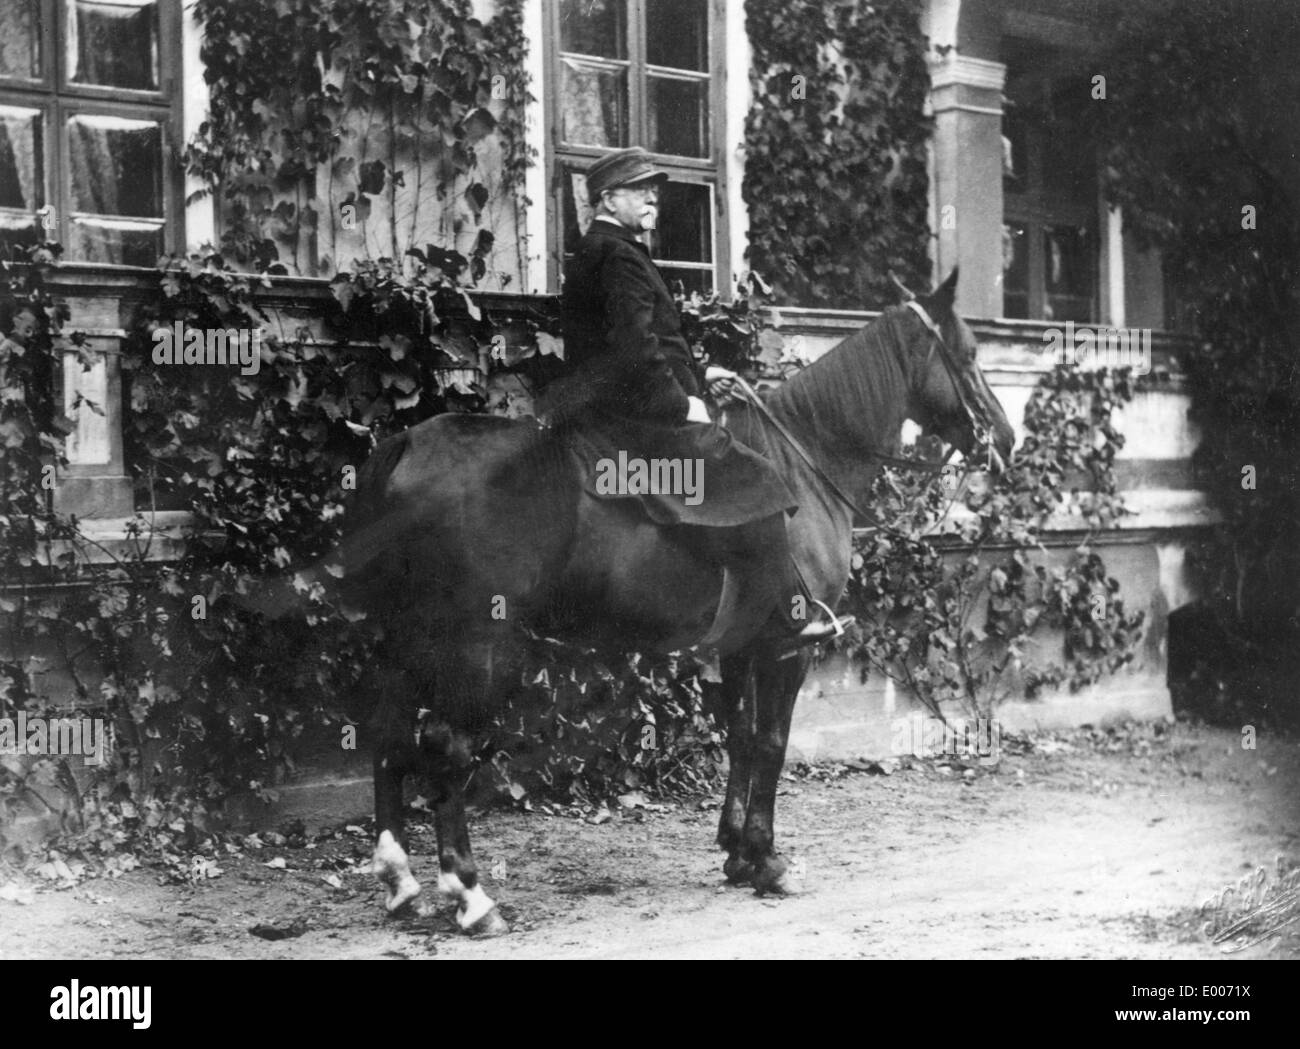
[739,648,810,896]
[717,653,757,884]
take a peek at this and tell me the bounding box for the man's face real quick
[600,180,661,232]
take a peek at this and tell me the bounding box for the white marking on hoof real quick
[436,869,465,902]
[372,830,422,912]
[456,883,497,930]
[464,905,509,937]
[437,869,499,931]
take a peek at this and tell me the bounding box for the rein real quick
[729,300,998,531]
[731,374,959,532]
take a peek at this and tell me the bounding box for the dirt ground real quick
[2,721,1298,960]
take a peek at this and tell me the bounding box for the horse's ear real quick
[929,267,959,312]
[888,270,917,303]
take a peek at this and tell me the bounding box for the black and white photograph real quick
[0,0,1297,994]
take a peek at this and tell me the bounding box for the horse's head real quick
[890,268,1015,472]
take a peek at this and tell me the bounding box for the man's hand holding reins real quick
[705,365,742,407]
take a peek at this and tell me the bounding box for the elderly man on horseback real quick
[546,146,848,651]
[324,144,1014,925]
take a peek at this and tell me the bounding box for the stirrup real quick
[805,599,851,637]
[777,603,855,659]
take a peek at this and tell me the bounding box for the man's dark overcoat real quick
[546,219,795,527]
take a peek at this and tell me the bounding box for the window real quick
[1000,42,1098,323]
[0,0,183,265]
[546,0,725,293]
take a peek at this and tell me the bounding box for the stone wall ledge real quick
[6,487,1217,584]
[21,512,224,570]
[882,487,1220,541]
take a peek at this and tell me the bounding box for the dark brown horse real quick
[343,269,1014,934]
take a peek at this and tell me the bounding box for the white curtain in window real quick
[0,2,37,79]
[0,110,38,209]
[561,59,613,146]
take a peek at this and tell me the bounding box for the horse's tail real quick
[236,430,414,621]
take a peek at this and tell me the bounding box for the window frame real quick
[1002,115,1099,323]
[0,0,184,264]
[1000,48,1100,324]
[543,0,729,294]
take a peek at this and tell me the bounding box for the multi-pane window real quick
[0,0,181,265]
[548,0,723,293]
[1000,43,1098,323]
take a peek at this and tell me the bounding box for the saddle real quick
[562,414,798,528]
[491,414,814,655]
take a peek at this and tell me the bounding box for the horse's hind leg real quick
[717,653,757,884]
[369,666,422,913]
[372,748,423,912]
[740,648,811,896]
[422,718,509,936]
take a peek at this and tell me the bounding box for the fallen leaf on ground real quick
[248,920,308,940]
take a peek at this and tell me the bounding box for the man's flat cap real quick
[585,147,668,204]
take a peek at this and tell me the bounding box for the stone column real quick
[928,52,1006,319]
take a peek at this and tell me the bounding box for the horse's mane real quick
[763,305,912,452]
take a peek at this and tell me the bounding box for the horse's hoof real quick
[384,873,422,914]
[756,873,804,897]
[752,858,801,897]
[722,856,755,885]
[462,906,510,937]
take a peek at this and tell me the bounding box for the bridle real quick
[903,300,1004,475]
[730,300,1005,531]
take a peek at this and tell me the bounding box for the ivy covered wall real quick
[742,0,933,310]
[186,0,531,287]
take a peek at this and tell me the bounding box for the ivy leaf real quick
[535,331,564,359]
[379,334,410,361]
[464,183,489,220]
[471,228,494,258]
[358,160,387,195]
[329,276,354,312]
[463,107,497,143]
[388,373,418,396]
[425,244,468,280]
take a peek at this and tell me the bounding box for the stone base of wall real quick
[788,656,1170,764]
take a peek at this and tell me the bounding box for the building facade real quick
[1,0,1214,767]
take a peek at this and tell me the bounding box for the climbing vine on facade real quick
[743,0,933,309]
[185,0,532,284]
[1096,0,1300,718]
[844,365,1147,720]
